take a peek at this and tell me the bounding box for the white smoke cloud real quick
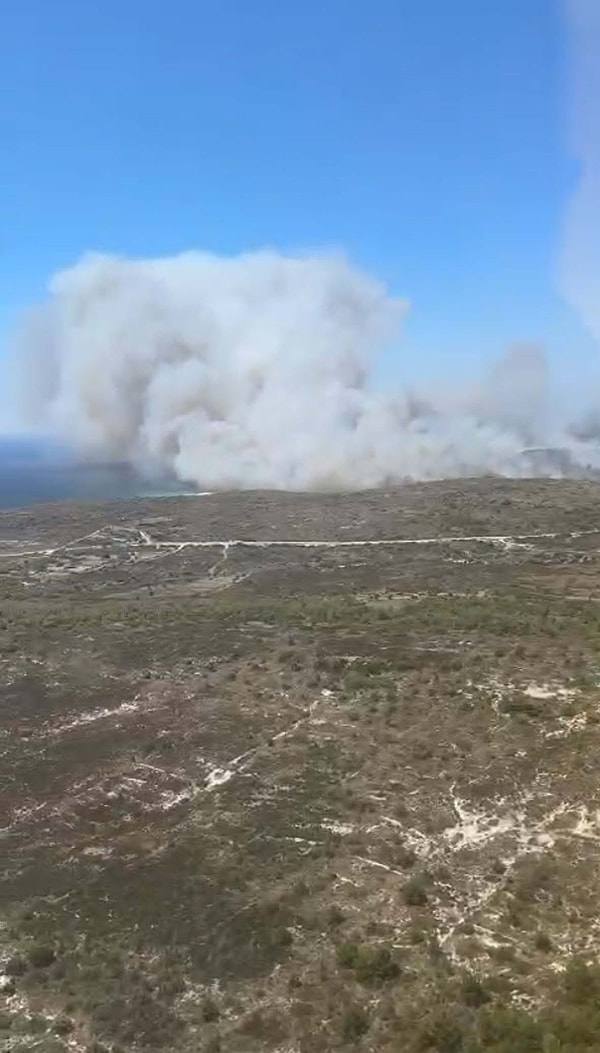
[7,4,600,492]
[560,0,600,343]
[12,249,600,489]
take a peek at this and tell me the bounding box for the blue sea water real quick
[0,438,185,509]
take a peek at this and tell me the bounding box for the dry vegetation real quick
[1,478,600,1051]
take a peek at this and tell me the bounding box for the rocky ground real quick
[2,478,600,1052]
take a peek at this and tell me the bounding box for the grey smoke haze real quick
[13,250,600,490]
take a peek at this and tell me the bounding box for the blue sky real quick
[1,0,595,398]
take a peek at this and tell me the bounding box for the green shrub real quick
[404,874,429,907]
[477,1005,544,1052]
[336,942,400,986]
[337,941,360,969]
[5,954,27,977]
[534,931,553,953]
[460,973,492,1008]
[27,944,56,969]
[52,1016,74,1036]
[201,996,220,1023]
[563,958,600,1006]
[341,1005,369,1042]
[327,904,346,928]
[415,1008,465,1053]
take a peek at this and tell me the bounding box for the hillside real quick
[2,479,600,1052]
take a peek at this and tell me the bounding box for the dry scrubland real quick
[2,479,600,1051]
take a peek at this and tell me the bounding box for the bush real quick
[4,954,27,977]
[201,996,220,1023]
[514,856,556,903]
[327,904,346,927]
[337,941,360,969]
[52,1015,74,1036]
[477,1005,544,1052]
[534,931,553,953]
[415,1008,465,1053]
[408,922,429,945]
[563,958,600,1006]
[341,1005,369,1042]
[403,957,600,1052]
[268,925,293,949]
[203,1035,221,1053]
[460,974,492,1008]
[27,944,56,969]
[404,874,429,907]
[336,942,400,986]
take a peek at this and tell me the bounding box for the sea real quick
[0,437,189,510]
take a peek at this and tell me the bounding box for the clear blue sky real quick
[1,0,596,395]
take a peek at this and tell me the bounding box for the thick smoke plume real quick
[9,4,600,492]
[13,250,600,489]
